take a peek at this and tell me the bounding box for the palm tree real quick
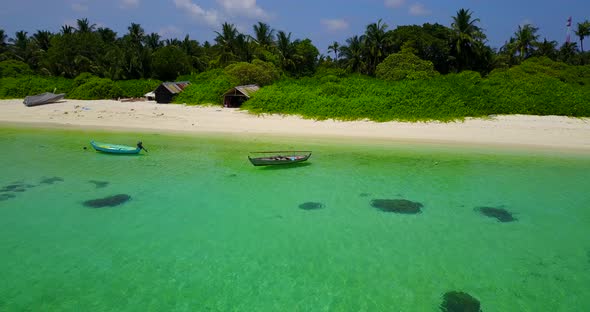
[276,30,295,71]
[0,29,7,52]
[145,33,162,50]
[327,41,340,61]
[234,33,254,62]
[574,20,590,52]
[76,18,96,33]
[127,23,145,46]
[215,22,239,64]
[60,25,74,35]
[450,8,485,71]
[215,22,238,49]
[498,37,519,66]
[165,38,182,47]
[340,35,365,73]
[122,23,147,79]
[534,38,558,59]
[513,24,539,60]
[32,30,52,51]
[253,22,275,47]
[364,19,390,75]
[97,27,117,44]
[558,42,579,64]
[9,31,29,61]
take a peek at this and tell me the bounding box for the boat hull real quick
[23,92,66,107]
[90,141,141,154]
[248,153,311,166]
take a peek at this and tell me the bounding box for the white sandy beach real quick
[1,99,589,151]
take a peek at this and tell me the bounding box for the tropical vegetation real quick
[1,10,589,121]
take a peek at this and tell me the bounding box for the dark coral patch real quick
[475,206,516,222]
[440,291,482,312]
[371,199,423,214]
[40,177,64,184]
[1,184,24,191]
[1,185,23,193]
[0,193,16,201]
[298,202,324,210]
[89,180,109,189]
[83,194,131,208]
[1,183,34,193]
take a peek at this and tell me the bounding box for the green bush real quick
[224,60,281,86]
[376,50,439,81]
[0,60,34,78]
[73,72,97,87]
[174,69,233,105]
[480,64,590,116]
[314,67,348,79]
[68,77,123,100]
[0,76,74,99]
[243,61,590,121]
[115,79,161,98]
[511,57,590,86]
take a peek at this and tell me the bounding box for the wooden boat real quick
[23,92,66,107]
[248,151,311,166]
[90,141,147,154]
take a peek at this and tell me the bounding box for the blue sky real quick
[1,0,588,54]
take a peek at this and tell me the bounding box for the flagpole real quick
[566,16,572,43]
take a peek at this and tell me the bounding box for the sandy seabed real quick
[1,99,589,152]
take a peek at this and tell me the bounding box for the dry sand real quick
[1,99,589,152]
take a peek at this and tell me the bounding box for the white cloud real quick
[321,19,349,32]
[174,0,219,26]
[409,3,431,16]
[217,0,267,18]
[121,0,140,9]
[72,2,88,12]
[384,0,405,8]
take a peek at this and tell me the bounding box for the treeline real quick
[1,9,589,80]
[0,19,317,80]
[1,9,589,121]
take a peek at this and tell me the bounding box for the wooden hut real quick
[223,85,260,107]
[154,81,190,104]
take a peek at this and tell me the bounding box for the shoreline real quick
[1,99,590,153]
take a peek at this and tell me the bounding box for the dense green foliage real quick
[68,77,123,100]
[1,14,589,121]
[0,75,73,98]
[376,49,439,81]
[151,46,192,81]
[0,73,159,100]
[389,24,452,74]
[0,60,34,77]
[174,69,233,105]
[224,60,281,86]
[243,58,590,121]
[115,79,161,98]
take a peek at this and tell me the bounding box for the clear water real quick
[1,126,589,311]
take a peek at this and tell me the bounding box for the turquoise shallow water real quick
[0,126,589,311]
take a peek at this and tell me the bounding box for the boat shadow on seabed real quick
[257,162,312,170]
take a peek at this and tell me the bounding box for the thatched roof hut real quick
[155,81,190,104]
[223,84,260,107]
